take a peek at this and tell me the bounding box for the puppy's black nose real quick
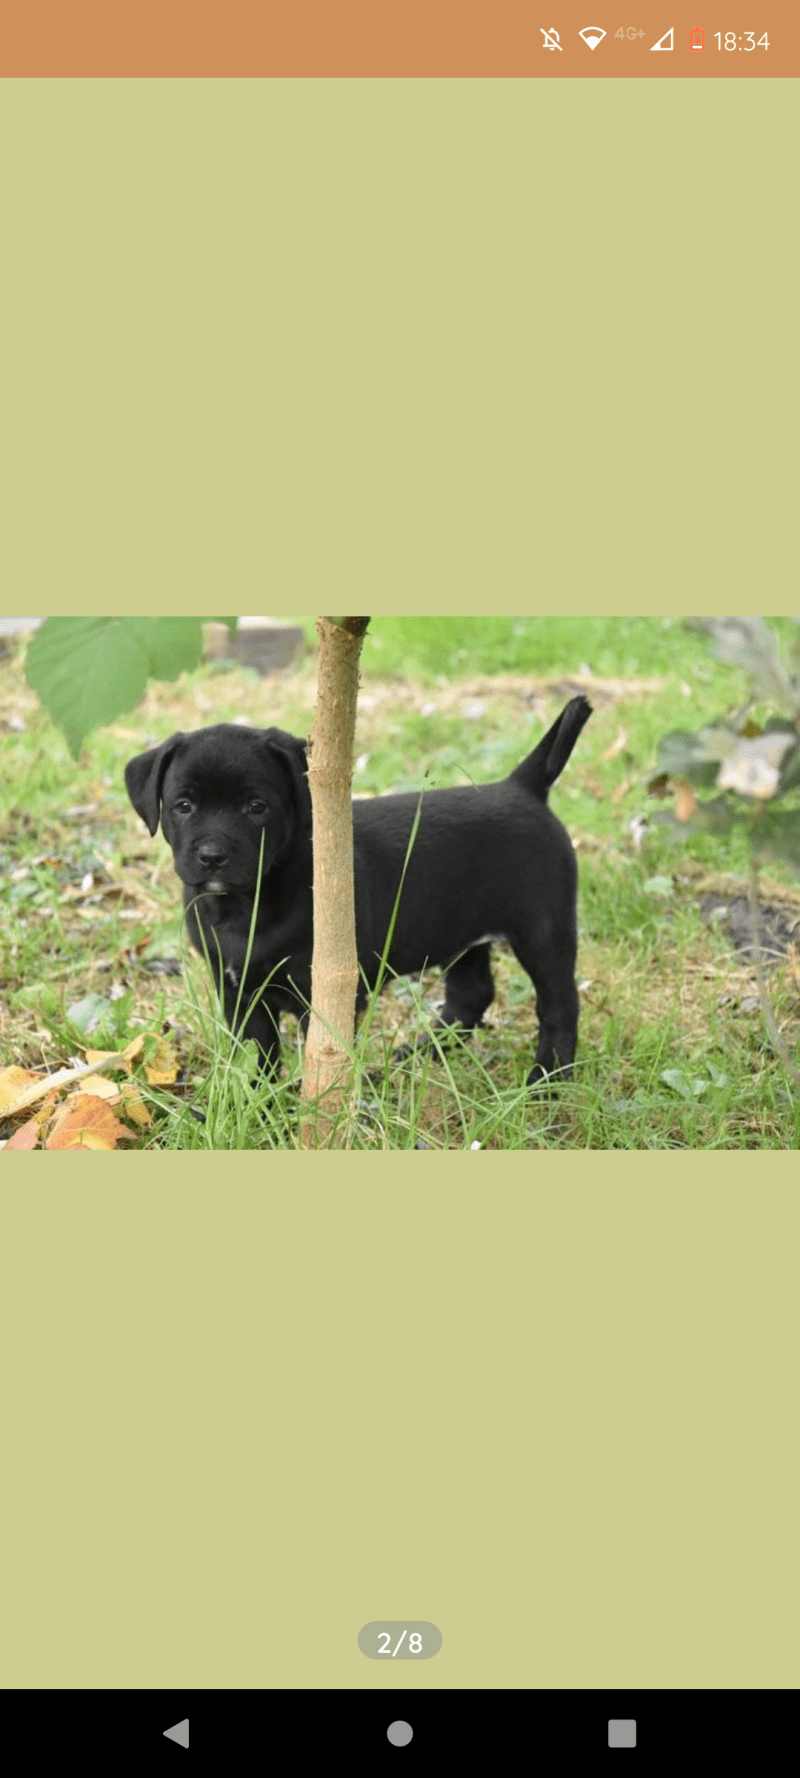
[197,842,229,869]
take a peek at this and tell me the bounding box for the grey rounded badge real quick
[358,1621,442,1660]
[387,1721,414,1747]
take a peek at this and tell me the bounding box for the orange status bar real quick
[0,2,798,77]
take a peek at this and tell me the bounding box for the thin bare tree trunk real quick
[301,616,371,1147]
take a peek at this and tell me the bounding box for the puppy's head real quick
[125,724,310,896]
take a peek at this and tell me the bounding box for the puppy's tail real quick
[510,696,592,800]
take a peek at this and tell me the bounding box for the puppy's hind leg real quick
[392,943,496,1065]
[438,943,496,1034]
[508,935,579,1087]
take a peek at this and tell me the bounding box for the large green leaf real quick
[26,618,150,757]
[693,616,797,712]
[125,617,205,682]
[26,615,237,755]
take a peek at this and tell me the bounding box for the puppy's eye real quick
[248,799,268,816]
[174,799,194,816]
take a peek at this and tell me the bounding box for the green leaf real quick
[657,726,738,788]
[124,617,205,682]
[26,617,150,756]
[661,1069,709,1101]
[66,993,117,1036]
[695,616,797,711]
[25,615,235,755]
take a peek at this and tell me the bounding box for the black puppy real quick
[125,696,591,1086]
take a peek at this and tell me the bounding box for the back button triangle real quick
[163,1719,189,1748]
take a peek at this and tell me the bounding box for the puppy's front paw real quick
[526,1063,571,1091]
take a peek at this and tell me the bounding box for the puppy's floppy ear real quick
[125,733,184,836]
[262,728,311,822]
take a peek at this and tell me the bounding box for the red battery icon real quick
[691,27,704,50]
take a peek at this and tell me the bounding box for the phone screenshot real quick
[1,5,797,1764]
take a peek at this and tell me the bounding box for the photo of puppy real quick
[124,696,591,1086]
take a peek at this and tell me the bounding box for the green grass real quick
[282,613,800,685]
[1,615,799,1150]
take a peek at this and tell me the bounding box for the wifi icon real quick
[579,26,606,50]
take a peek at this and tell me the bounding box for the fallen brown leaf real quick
[0,1067,41,1118]
[84,1034,145,1076]
[45,1095,136,1151]
[4,1118,41,1150]
[78,1074,122,1101]
[144,1036,180,1086]
[119,1083,153,1128]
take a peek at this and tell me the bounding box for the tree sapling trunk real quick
[301,616,371,1146]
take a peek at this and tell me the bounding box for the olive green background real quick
[1,80,796,610]
[1,81,798,1692]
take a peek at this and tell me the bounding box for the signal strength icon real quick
[579,26,606,50]
[650,27,674,51]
